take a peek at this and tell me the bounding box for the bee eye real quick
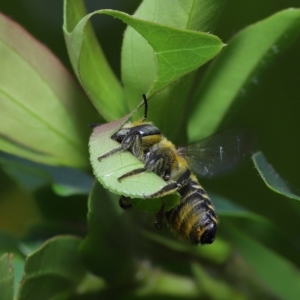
[199,222,217,245]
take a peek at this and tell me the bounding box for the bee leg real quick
[119,196,133,210]
[145,182,178,198]
[175,169,191,188]
[144,169,191,198]
[117,154,165,181]
[154,203,165,230]
[144,153,167,178]
[98,131,143,161]
[98,146,124,161]
[118,168,147,181]
[120,131,144,159]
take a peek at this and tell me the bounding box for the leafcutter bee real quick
[97,95,251,245]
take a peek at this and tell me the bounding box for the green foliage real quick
[0,13,96,169]
[0,254,14,300]
[16,236,88,300]
[188,8,300,139]
[253,152,300,201]
[0,0,300,299]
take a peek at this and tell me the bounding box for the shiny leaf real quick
[0,13,96,168]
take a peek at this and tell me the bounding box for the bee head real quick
[111,128,131,143]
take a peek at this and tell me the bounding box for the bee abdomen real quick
[165,181,218,245]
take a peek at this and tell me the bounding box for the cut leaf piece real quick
[253,151,300,201]
[17,236,87,300]
[188,8,300,140]
[89,116,167,198]
[0,12,96,168]
[89,113,180,212]
[0,253,14,300]
[63,0,125,121]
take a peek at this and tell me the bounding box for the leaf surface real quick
[188,8,300,140]
[63,0,125,121]
[17,236,87,300]
[0,254,14,300]
[0,13,95,168]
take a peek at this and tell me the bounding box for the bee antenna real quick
[142,94,148,121]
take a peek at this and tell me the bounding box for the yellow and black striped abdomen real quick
[165,180,218,245]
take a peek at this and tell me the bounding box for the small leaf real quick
[252,151,300,201]
[63,0,125,121]
[0,254,14,300]
[17,236,87,300]
[0,13,96,168]
[188,8,300,140]
[89,115,180,212]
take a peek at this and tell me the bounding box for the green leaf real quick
[102,9,224,99]
[80,181,136,283]
[212,193,264,221]
[63,2,224,120]
[135,268,199,298]
[89,114,179,211]
[121,0,226,141]
[0,254,14,300]
[63,0,125,121]
[121,0,226,109]
[252,151,300,201]
[214,193,300,267]
[227,224,300,300]
[17,236,87,300]
[0,13,96,169]
[188,8,300,140]
[11,255,25,299]
[142,230,231,265]
[0,151,93,195]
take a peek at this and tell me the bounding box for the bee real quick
[98,95,251,245]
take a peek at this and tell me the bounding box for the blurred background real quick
[0,1,300,299]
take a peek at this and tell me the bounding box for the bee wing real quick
[177,129,253,178]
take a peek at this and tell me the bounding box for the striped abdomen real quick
[165,180,218,245]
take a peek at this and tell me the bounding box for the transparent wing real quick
[177,129,253,178]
